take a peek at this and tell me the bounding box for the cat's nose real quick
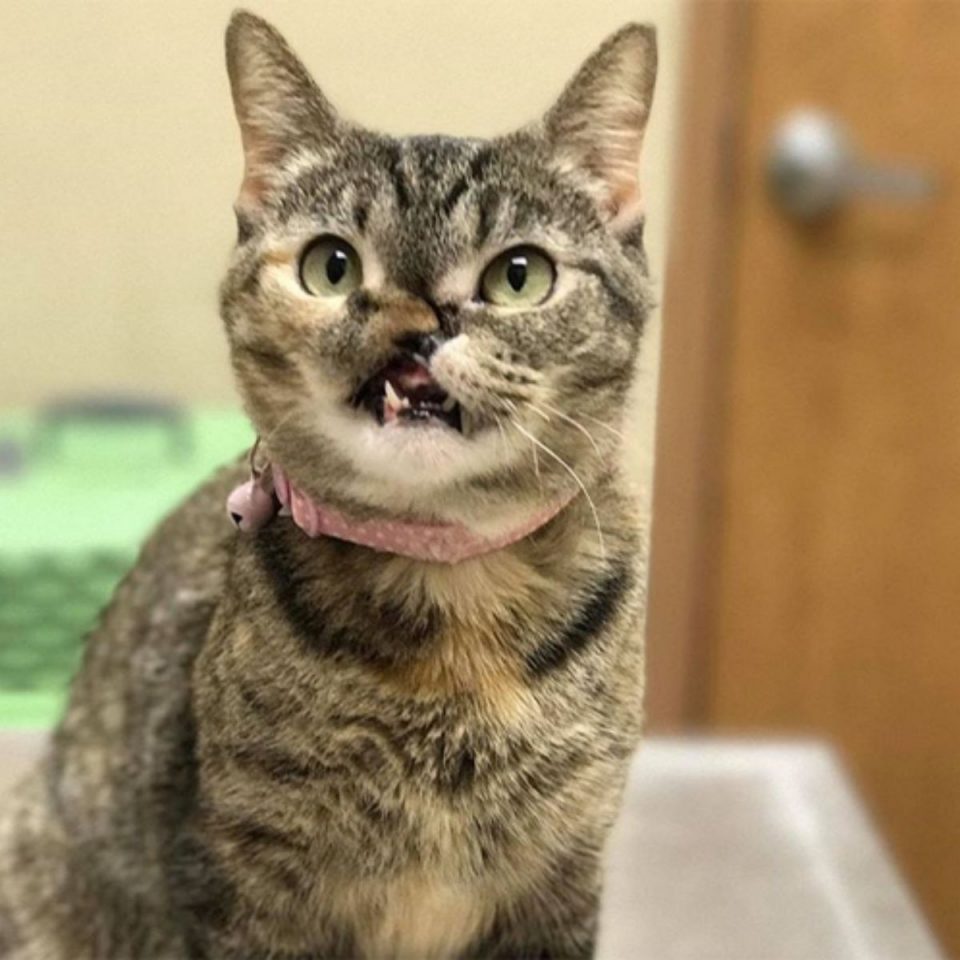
[395,331,442,361]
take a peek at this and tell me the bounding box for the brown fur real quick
[0,11,657,959]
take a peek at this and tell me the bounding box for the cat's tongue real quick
[390,359,434,394]
[380,359,458,427]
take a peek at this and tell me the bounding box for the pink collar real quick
[269,466,575,564]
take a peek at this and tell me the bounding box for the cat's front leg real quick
[466,919,597,960]
[464,855,602,960]
[472,939,596,960]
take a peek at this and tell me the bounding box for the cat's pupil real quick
[507,258,527,292]
[326,250,348,285]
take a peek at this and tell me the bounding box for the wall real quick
[0,0,686,499]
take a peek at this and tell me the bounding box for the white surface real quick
[599,740,942,960]
[0,734,942,959]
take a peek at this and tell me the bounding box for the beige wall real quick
[1,0,685,488]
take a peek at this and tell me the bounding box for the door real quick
[650,2,960,953]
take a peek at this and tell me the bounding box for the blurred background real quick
[1,0,958,956]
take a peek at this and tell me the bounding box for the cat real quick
[0,10,657,959]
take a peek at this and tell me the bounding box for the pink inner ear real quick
[609,177,643,222]
[604,121,647,228]
[237,173,266,211]
[235,134,274,211]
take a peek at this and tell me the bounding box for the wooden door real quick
[650,2,960,953]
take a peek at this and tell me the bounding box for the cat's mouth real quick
[350,355,463,432]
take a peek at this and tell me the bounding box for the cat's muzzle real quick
[350,353,462,432]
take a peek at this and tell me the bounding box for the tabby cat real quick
[0,10,657,959]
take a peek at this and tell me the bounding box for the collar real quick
[268,465,576,564]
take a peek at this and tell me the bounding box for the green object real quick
[0,405,252,727]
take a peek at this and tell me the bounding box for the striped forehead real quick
[275,136,492,228]
[375,136,500,285]
[271,134,506,286]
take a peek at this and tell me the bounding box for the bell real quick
[226,477,277,533]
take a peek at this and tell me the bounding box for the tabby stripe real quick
[226,742,317,784]
[441,175,471,217]
[475,189,501,247]
[573,258,640,323]
[348,288,379,319]
[211,816,311,894]
[442,744,476,792]
[570,366,633,393]
[441,146,494,217]
[525,565,630,677]
[235,211,256,245]
[327,712,416,775]
[235,339,294,373]
[235,677,277,719]
[469,146,495,182]
[253,532,396,668]
[353,198,369,232]
[212,812,309,862]
[236,267,261,296]
[513,741,591,798]
[387,143,411,211]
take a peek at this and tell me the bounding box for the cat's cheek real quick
[259,263,344,320]
[300,373,352,429]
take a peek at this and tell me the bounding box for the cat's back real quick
[0,459,246,958]
[57,456,246,731]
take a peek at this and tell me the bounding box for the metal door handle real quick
[767,109,936,220]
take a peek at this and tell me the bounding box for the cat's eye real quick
[479,247,556,307]
[299,236,363,297]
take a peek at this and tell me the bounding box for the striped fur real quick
[0,11,657,959]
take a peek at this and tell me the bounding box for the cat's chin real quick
[319,403,525,494]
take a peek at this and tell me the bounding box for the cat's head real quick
[220,11,656,521]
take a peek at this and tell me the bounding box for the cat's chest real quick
[197,659,558,956]
[239,679,550,864]
[194,581,617,955]
[197,627,565,859]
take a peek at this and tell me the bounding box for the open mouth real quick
[351,355,463,432]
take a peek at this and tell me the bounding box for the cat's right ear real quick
[225,10,340,213]
[541,24,657,233]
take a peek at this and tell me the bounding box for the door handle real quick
[767,109,936,220]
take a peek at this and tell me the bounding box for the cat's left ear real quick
[225,10,341,212]
[542,24,657,231]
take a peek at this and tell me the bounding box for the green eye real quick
[299,236,363,297]
[479,246,555,307]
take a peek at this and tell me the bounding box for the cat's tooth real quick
[384,379,401,412]
[400,396,411,409]
[441,395,457,413]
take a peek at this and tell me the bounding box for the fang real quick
[384,380,402,410]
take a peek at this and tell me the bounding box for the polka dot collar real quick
[270,465,576,564]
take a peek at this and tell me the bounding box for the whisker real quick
[532,440,543,497]
[500,402,546,495]
[509,419,606,560]
[259,408,300,454]
[494,415,509,458]
[579,412,625,442]
[253,409,304,485]
[530,400,604,460]
[504,395,606,462]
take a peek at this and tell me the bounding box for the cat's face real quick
[220,12,656,517]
